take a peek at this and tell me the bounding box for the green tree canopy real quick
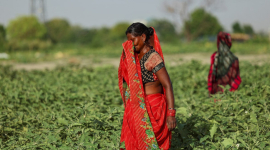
[147,19,178,42]
[0,24,6,43]
[243,24,254,35]
[232,22,243,33]
[91,27,111,47]
[0,24,6,50]
[183,8,223,41]
[68,26,99,44]
[110,22,130,41]
[45,18,71,43]
[0,24,6,39]
[64,25,112,47]
[6,16,46,40]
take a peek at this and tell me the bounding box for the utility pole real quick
[30,0,46,23]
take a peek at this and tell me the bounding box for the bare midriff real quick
[144,80,163,95]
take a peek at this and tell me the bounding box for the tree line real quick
[0,7,261,51]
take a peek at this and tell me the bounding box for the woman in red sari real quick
[118,23,176,150]
[208,31,242,95]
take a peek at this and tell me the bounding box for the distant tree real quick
[45,18,71,43]
[243,24,254,35]
[0,24,6,39]
[110,22,130,41]
[69,26,99,44]
[147,19,178,42]
[183,8,223,40]
[64,25,82,43]
[232,22,243,33]
[91,27,111,47]
[0,24,6,50]
[6,16,46,40]
[164,0,224,40]
[0,24,5,43]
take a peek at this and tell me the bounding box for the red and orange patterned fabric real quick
[118,28,171,150]
[208,32,242,94]
[140,50,164,84]
[145,93,171,149]
[145,52,163,71]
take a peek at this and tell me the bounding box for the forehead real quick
[126,33,136,40]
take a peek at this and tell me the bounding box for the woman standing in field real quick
[118,23,176,150]
[208,31,242,95]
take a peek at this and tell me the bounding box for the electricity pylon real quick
[30,0,46,23]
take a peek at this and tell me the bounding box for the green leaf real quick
[260,142,266,149]
[200,135,209,143]
[265,131,270,138]
[222,138,234,148]
[237,109,244,115]
[237,137,247,147]
[57,118,69,125]
[72,123,82,126]
[120,142,125,149]
[250,112,257,123]
[177,107,187,116]
[209,119,220,125]
[210,124,218,140]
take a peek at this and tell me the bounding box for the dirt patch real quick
[2,53,270,70]
[165,53,270,66]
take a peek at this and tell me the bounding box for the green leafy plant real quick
[0,61,269,149]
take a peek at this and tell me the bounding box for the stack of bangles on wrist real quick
[167,108,176,117]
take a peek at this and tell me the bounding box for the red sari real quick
[118,28,171,150]
[208,32,242,94]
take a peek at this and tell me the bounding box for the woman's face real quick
[126,33,145,52]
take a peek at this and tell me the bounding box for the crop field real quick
[2,42,269,63]
[0,61,270,149]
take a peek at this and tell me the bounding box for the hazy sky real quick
[0,0,270,32]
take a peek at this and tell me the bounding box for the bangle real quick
[167,108,176,117]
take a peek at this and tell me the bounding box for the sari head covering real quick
[118,27,171,150]
[208,32,242,94]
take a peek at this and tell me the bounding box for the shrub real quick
[0,24,6,51]
[45,18,71,43]
[7,39,52,51]
[6,16,46,40]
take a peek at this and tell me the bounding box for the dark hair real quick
[125,22,154,44]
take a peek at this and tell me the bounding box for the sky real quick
[0,0,270,33]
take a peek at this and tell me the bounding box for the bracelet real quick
[167,108,176,117]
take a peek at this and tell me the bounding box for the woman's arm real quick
[156,67,174,109]
[155,67,176,131]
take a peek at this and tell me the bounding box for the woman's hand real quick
[166,116,176,131]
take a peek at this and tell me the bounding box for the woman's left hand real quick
[166,116,177,131]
